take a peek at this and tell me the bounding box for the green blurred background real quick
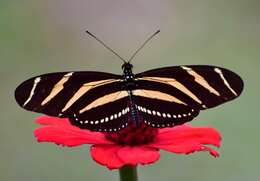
[1,0,259,180]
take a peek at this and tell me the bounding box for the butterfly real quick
[15,30,244,132]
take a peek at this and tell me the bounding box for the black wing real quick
[134,65,243,127]
[15,71,130,132]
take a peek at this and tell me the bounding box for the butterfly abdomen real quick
[127,90,142,126]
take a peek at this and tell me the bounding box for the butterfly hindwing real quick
[70,96,130,132]
[133,92,200,128]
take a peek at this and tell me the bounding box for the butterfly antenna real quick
[128,30,160,63]
[85,31,127,63]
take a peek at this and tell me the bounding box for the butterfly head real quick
[122,62,133,75]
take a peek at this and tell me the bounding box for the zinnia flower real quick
[34,116,221,170]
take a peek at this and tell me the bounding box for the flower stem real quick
[119,165,138,181]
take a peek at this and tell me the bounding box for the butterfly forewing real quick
[136,65,243,110]
[15,71,123,116]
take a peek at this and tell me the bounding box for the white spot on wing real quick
[105,117,109,122]
[114,114,117,119]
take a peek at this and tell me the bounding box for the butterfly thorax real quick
[122,62,136,90]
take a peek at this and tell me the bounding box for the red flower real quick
[34,116,221,170]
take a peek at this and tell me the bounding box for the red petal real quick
[90,145,124,169]
[117,146,160,166]
[36,116,71,126]
[153,141,219,157]
[150,124,221,157]
[90,145,160,169]
[157,125,221,146]
[34,116,112,146]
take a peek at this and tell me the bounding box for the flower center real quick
[105,122,158,146]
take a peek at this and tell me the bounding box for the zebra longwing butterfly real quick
[15,31,244,132]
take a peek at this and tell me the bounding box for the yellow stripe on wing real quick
[79,91,128,114]
[133,89,187,105]
[139,77,202,104]
[181,66,220,96]
[61,79,119,112]
[41,72,74,106]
